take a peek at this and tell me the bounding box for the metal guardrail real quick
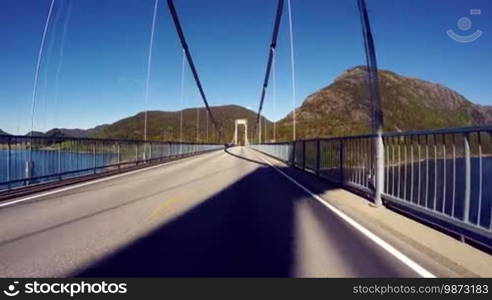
[0,135,223,191]
[251,126,492,243]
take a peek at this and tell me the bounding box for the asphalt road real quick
[0,147,421,277]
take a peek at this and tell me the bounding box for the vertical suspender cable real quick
[53,1,73,130]
[272,49,277,141]
[144,0,159,145]
[29,0,55,177]
[264,114,267,142]
[179,49,185,152]
[196,106,199,142]
[253,0,285,141]
[287,0,297,141]
[259,113,262,143]
[30,0,55,137]
[263,88,267,142]
[167,0,221,141]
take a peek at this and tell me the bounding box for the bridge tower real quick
[234,119,249,146]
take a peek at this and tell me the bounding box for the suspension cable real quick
[167,0,220,141]
[252,0,285,142]
[272,48,277,141]
[179,49,185,151]
[30,0,55,137]
[287,0,297,141]
[144,0,159,143]
[196,106,199,142]
[357,0,383,132]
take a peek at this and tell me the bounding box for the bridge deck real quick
[0,147,428,277]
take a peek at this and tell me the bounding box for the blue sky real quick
[1,0,491,134]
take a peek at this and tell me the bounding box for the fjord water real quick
[384,157,492,229]
[0,149,115,190]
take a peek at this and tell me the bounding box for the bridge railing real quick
[0,135,223,192]
[252,126,492,244]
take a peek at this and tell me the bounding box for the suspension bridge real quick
[0,0,491,278]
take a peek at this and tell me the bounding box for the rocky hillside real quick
[276,66,492,139]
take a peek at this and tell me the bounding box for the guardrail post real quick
[316,139,321,176]
[135,144,139,165]
[93,142,97,174]
[160,142,164,161]
[291,141,296,166]
[463,133,471,223]
[302,141,306,170]
[339,139,344,183]
[25,160,32,185]
[143,143,147,162]
[7,137,11,190]
[374,133,385,206]
[58,141,62,181]
[26,140,34,185]
[149,142,153,162]
[117,142,121,170]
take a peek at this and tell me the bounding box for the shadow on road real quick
[76,166,300,277]
[223,147,269,166]
[74,159,414,277]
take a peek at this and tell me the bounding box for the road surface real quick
[0,147,425,277]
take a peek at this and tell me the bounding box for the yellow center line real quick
[144,198,180,224]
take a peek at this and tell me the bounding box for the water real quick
[384,157,492,229]
[319,155,492,229]
[0,150,115,190]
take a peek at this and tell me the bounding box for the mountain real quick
[45,128,91,138]
[89,105,271,143]
[276,66,492,139]
[25,131,46,137]
[485,106,492,115]
[43,126,110,138]
[16,67,491,143]
[10,106,269,143]
[44,128,80,138]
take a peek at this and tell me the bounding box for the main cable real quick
[287,0,297,141]
[252,0,285,142]
[167,0,221,141]
[357,0,383,132]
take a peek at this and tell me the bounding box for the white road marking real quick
[252,149,436,278]
[0,151,220,209]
